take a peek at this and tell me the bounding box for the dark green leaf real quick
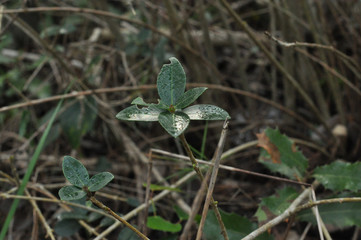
[203,210,272,240]
[255,187,299,222]
[60,97,97,148]
[118,224,141,240]
[183,104,230,120]
[88,172,114,192]
[158,111,190,138]
[87,212,103,222]
[157,57,186,106]
[175,87,207,109]
[54,219,81,237]
[59,211,88,220]
[59,185,86,201]
[100,216,115,227]
[147,216,182,233]
[258,128,308,179]
[298,201,361,228]
[116,105,162,121]
[62,156,89,188]
[313,160,361,192]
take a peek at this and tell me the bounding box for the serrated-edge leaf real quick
[183,104,230,120]
[146,216,182,233]
[62,156,89,188]
[116,105,162,121]
[158,111,190,138]
[88,172,114,192]
[313,160,361,192]
[175,87,207,109]
[259,128,308,179]
[157,57,186,106]
[59,185,87,201]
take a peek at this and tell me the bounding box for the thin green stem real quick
[179,133,229,240]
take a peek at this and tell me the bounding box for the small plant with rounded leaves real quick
[116,57,231,240]
[59,156,149,240]
[116,57,230,137]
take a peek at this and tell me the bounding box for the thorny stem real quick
[85,189,150,240]
[179,133,229,240]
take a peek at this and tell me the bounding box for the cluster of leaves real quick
[59,156,113,201]
[255,128,361,229]
[116,57,230,138]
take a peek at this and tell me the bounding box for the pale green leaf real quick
[157,57,186,106]
[183,104,230,120]
[116,105,162,121]
[158,111,190,138]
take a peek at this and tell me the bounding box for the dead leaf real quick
[256,132,281,163]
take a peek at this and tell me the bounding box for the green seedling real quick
[59,156,114,201]
[116,57,230,137]
[117,57,231,240]
[59,156,149,239]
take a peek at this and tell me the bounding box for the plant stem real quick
[179,133,229,240]
[87,192,149,240]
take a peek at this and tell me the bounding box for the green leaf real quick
[143,183,181,192]
[183,105,230,120]
[175,87,207,109]
[118,224,141,240]
[157,57,186,106]
[255,187,299,222]
[173,205,189,221]
[59,186,86,201]
[313,160,361,192]
[59,211,88,220]
[116,105,162,121]
[88,172,114,192]
[147,216,182,233]
[54,219,81,237]
[298,199,361,228]
[258,128,308,180]
[62,156,89,188]
[100,216,116,227]
[60,97,97,148]
[131,97,151,106]
[158,111,190,138]
[203,210,272,240]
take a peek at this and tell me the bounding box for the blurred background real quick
[0,0,360,239]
